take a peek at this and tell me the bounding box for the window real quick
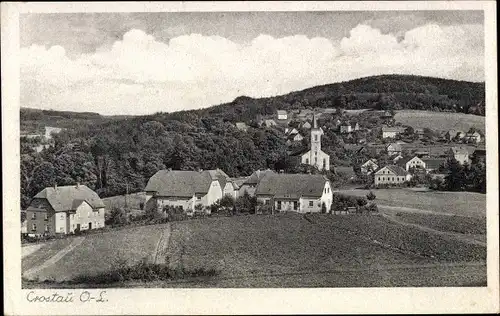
[309,201,313,207]
[45,225,49,232]
[382,177,385,181]
[197,196,201,200]
[60,214,64,220]
[277,201,282,210]
[293,201,298,210]
[44,213,48,221]
[305,158,309,164]
[31,212,36,220]
[32,224,37,231]
[314,135,318,141]
[323,159,326,169]
[265,199,270,205]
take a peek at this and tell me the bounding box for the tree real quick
[321,202,327,214]
[444,158,467,191]
[366,191,376,200]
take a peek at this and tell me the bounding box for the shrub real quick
[321,202,327,214]
[106,207,130,226]
[368,203,379,213]
[366,191,376,200]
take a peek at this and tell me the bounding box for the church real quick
[290,114,330,171]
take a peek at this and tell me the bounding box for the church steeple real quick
[310,112,322,154]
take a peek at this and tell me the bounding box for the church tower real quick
[310,113,323,168]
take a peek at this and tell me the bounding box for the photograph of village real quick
[19,10,488,288]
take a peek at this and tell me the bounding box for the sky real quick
[20,11,485,115]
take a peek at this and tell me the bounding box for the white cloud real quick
[21,24,484,115]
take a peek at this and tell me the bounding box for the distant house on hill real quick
[422,158,446,173]
[386,143,402,156]
[277,110,288,120]
[447,147,470,165]
[285,127,299,135]
[255,173,333,213]
[44,126,63,140]
[374,165,410,186]
[235,122,249,131]
[396,156,426,172]
[444,129,464,141]
[360,159,378,175]
[144,169,225,214]
[25,184,105,236]
[382,126,405,138]
[238,169,275,197]
[340,121,359,134]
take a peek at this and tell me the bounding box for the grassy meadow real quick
[394,110,485,132]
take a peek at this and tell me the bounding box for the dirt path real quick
[23,237,85,279]
[380,213,486,247]
[21,244,44,258]
[378,204,458,216]
[151,223,171,264]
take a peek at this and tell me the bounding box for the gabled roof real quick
[376,165,408,177]
[206,169,231,189]
[264,119,277,127]
[243,169,275,185]
[362,159,378,166]
[30,185,105,212]
[387,143,402,151]
[449,147,469,155]
[230,177,248,189]
[144,170,216,197]
[287,133,303,141]
[255,173,328,198]
[396,156,422,167]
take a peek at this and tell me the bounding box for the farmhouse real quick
[444,129,463,141]
[386,142,402,156]
[238,169,275,197]
[447,147,470,165]
[207,169,238,199]
[25,184,105,236]
[255,173,333,213]
[360,159,378,174]
[45,126,63,140]
[382,126,405,138]
[374,165,410,186]
[396,156,426,172]
[144,169,224,213]
[422,158,446,173]
[291,115,330,171]
[277,110,288,120]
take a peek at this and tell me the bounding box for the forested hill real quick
[194,74,485,122]
[20,74,485,207]
[20,108,133,133]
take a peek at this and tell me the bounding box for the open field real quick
[394,110,485,132]
[22,209,486,287]
[335,188,486,218]
[22,225,164,282]
[393,212,486,235]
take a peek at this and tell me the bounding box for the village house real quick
[264,119,278,128]
[464,131,481,143]
[144,169,225,214]
[302,121,312,129]
[374,165,410,186]
[235,122,249,132]
[360,159,378,175]
[290,115,330,171]
[382,126,405,138]
[24,184,105,236]
[287,133,304,143]
[285,127,299,135]
[340,121,359,134]
[447,147,470,165]
[297,109,314,120]
[255,173,333,213]
[396,155,426,172]
[421,158,446,173]
[44,126,63,140]
[444,129,463,141]
[207,169,238,199]
[386,142,402,156]
[238,169,275,197]
[392,153,404,163]
[277,110,288,120]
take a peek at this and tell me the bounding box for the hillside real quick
[20,74,486,206]
[20,107,133,133]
